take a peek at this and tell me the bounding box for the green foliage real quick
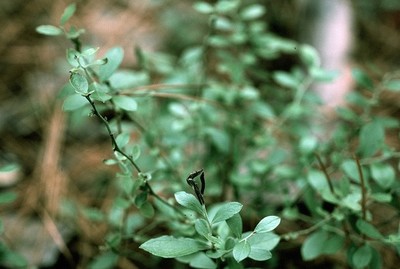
[36,1,400,268]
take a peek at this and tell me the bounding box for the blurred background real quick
[0,0,399,268]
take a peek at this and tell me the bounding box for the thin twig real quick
[315,154,335,195]
[354,155,367,221]
[84,95,185,216]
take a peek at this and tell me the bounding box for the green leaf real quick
[98,47,124,81]
[341,159,366,183]
[352,68,374,90]
[60,3,76,25]
[109,70,149,89]
[342,193,362,211]
[0,191,17,205]
[226,213,243,238]
[139,236,207,258]
[0,247,28,268]
[370,163,395,189]
[322,234,344,254]
[211,202,243,224]
[301,230,328,260]
[69,72,89,95]
[248,232,280,251]
[174,191,204,215]
[356,219,383,240]
[352,244,372,269]
[358,120,385,157]
[178,252,217,269]
[254,216,280,233]
[115,132,130,149]
[62,94,87,111]
[193,2,214,14]
[204,128,230,153]
[248,247,272,261]
[273,71,298,89]
[36,25,63,36]
[88,251,119,269]
[299,44,320,68]
[81,207,104,222]
[139,201,155,218]
[233,240,251,262]
[240,4,266,20]
[66,48,80,67]
[215,0,240,14]
[384,79,400,92]
[307,170,329,193]
[113,95,138,111]
[195,219,211,238]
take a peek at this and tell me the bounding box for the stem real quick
[354,155,367,221]
[84,95,185,216]
[315,154,335,195]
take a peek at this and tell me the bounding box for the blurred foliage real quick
[1,0,399,268]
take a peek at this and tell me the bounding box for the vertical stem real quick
[315,154,335,195]
[354,155,367,220]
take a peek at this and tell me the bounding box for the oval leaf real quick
[113,95,137,111]
[139,236,207,258]
[254,216,280,233]
[174,191,204,215]
[212,202,243,224]
[63,94,87,111]
[98,47,124,81]
[233,240,251,262]
[36,25,63,36]
[60,3,76,25]
[352,244,372,269]
[301,230,328,261]
[358,121,385,157]
[70,72,89,95]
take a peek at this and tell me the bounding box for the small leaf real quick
[69,72,89,95]
[60,3,76,25]
[352,68,374,90]
[248,247,272,261]
[226,213,243,238]
[62,94,87,111]
[358,120,385,157]
[352,244,372,269]
[204,128,230,153]
[36,25,63,36]
[301,230,328,260]
[299,44,320,68]
[139,236,207,258]
[193,1,214,14]
[370,163,395,189]
[240,4,266,20]
[233,240,251,262]
[356,219,383,240]
[307,170,329,193]
[254,216,280,233]
[88,251,118,269]
[113,95,138,111]
[139,201,155,218]
[115,132,130,149]
[0,191,17,205]
[98,47,124,81]
[195,219,211,238]
[190,252,217,269]
[273,71,298,89]
[384,79,400,92]
[212,202,243,224]
[174,191,204,215]
[109,70,149,89]
[248,232,281,251]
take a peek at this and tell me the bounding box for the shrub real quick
[35,1,400,268]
